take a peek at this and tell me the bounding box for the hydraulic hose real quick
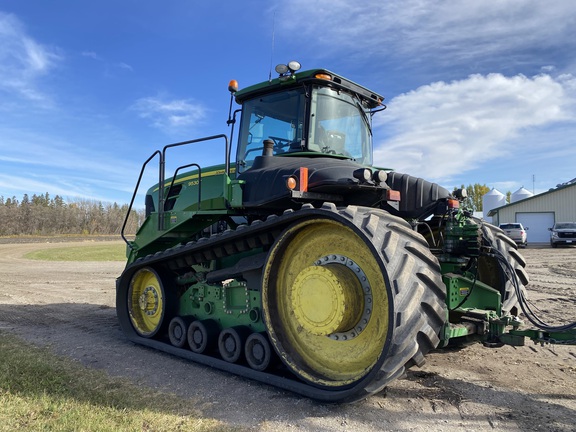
[490,247,576,332]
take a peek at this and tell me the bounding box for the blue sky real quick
[1,1,575,205]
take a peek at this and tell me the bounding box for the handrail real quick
[164,163,202,211]
[159,134,229,231]
[122,135,230,245]
[121,150,162,248]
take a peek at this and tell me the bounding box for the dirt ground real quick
[0,239,574,432]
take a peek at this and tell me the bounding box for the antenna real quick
[532,174,535,194]
[268,11,276,82]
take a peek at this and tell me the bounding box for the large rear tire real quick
[475,220,529,316]
[262,205,447,400]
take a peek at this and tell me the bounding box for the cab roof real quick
[234,69,385,110]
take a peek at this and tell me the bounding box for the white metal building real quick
[487,180,576,243]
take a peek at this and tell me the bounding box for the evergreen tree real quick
[0,193,143,236]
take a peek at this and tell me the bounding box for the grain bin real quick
[483,188,506,222]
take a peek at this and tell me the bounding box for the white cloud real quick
[0,12,61,102]
[117,62,133,72]
[81,51,102,61]
[0,126,145,203]
[81,51,133,73]
[0,126,139,178]
[373,73,576,181]
[0,172,80,199]
[274,0,576,192]
[0,171,137,204]
[277,0,576,69]
[131,95,207,133]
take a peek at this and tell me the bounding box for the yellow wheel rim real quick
[291,264,364,336]
[128,267,165,337]
[263,219,390,387]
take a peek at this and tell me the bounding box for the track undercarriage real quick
[117,203,446,402]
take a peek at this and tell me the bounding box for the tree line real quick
[1,184,508,236]
[0,193,143,236]
[456,183,511,212]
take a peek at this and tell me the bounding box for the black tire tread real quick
[475,219,529,315]
[334,205,447,401]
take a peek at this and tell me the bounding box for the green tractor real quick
[117,62,576,402]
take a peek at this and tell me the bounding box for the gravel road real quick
[0,240,574,431]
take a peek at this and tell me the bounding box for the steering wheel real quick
[269,136,293,152]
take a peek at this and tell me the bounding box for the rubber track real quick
[117,203,447,402]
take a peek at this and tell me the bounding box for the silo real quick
[482,188,506,222]
[511,187,533,203]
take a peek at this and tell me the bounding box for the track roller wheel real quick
[245,332,273,371]
[168,316,190,348]
[127,267,168,338]
[187,319,219,353]
[218,326,249,363]
[262,207,446,398]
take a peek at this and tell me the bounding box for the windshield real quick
[309,86,372,165]
[236,88,306,172]
[555,223,576,229]
[500,223,522,230]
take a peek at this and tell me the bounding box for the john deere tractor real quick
[117,62,576,402]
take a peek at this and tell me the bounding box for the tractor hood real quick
[237,155,390,209]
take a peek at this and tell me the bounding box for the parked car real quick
[549,222,576,248]
[498,223,528,248]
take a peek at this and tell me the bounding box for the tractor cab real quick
[233,64,384,173]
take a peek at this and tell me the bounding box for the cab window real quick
[236,89,306,172]
[309,86,372,165]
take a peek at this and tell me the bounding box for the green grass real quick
[24,243,127,261]
[0,332,241,432]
